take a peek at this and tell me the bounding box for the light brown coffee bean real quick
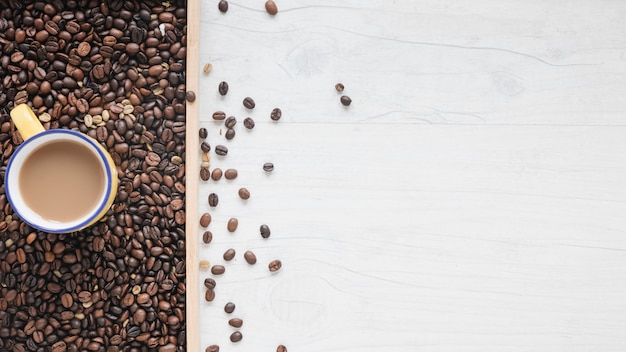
[223,248,236,261]
[206,345,220,352]
[238,188,250,199]
[205,289,215,302]
[243,251,257,265]
[265,0,278,15]
[277,345,288,352]
[227,218,238,232]
[224,169,238,180]
[211,265,225,275]
[61,293,73,308]
[269,259,282,272]
[211,168,223,180]
[228,318,243,328]
[200,213,212,227]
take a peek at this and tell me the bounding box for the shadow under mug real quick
[5,104,118,233]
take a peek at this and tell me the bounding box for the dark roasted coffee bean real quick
[218,81,229,95]
[265,0,278,15]
[218,0,229,13]
[203,231,213,244]
[200,167,211,181]
[244,250,257,265]
[243,117,255,129]
[230,331,243,343]
[204,278,216,289]
[224,302,235,314]
[215,145,228,156]
[205,289,215,302]
[277,345,288,352]
[186,91,196,102]
[224,116,237,128]
[260,224,271,238]
[263,162,274,172]
[200,213,212,227]
[223,248,236,261]
[225,128,235,140]
[228,318,243,328]
[238,188,250,200]
[270,108,282,121]
[199,128,208,139]
[341,95,352,106]
[211,168,223,180]
[243,97,255,109]
[206,345,220,352]
[335,83,345,92]
[208,193,219,207]
[212,111,226,120]
[211,265,225,275]
[201,142,211,152]
[227,218,238,232]
[224,169,238,180]
[269,259,282,272]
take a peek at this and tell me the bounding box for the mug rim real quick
[5,129,114,233]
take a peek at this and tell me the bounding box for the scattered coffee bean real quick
[218,81,229,96]
[204,63,213,74]
[277,345,288,352]
[269,259,283,272]
[211,265,226,275]
[238,188,250,200]
[204,278,217,290]
[243,117,255,129]
[215,145,229,156]
[213,111,227,120]
[263,162,275,172]
[227,218,239,232]
[265,0,278,15]
[186,91,197,102]
[341,95,352,106]
[260,224,271,238]
[200,260,211,269]
[206,345,220,352]
[225,116,237,128]
[244,251,257,265]
[243,97,256,109]
[224,302,236,314]
[201,168,211,181]
[225,128,236,140]
[208,193,219,207]
[218,0,229,13]
[201,142,211,152]
[223,248,236,261]
[230,331,243,343]
[228,318,243,328]
[200,213,212,227]
[270,108,282,121]
[335,83,345,92]
[211,168,223,180]
[199,128,208,139]
[203,231,213,244]
[224,169,238,180]
[205,289,216,302]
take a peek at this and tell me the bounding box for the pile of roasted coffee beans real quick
[0,1,188,351]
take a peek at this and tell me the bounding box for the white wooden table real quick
[186,1,626,351]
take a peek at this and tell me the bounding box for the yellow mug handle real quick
[10,104,45,140]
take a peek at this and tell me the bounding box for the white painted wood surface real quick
[192,1,626,351]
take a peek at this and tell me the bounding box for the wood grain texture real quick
[191,1,626,351]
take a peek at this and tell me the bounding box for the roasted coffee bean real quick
[212,111,226,120]
[186,91,196,102]
[218,81,229,95]
[203,231,213,244]
[270,108,282,121]
[335,83,345,92]
[204,278,216,289]
[227,218,239,232]
[199,128,208,139]
[265,0,278,15]
[225,128,235,140]
[228,318,243,328]
[205,289,215,302]
[269,259,283,272]
[230,331,243,343]
[243,97,255,109]
[224,116,237,128]
[260,224,271,238]
[215,145,228,156]
[277,345,288,352]
[218,0,229,13]
[211,168,223,180]
[201,168,211,181]
[201,142,211,152]
[200,213,212,227]
[223,249,236,261]
[243,117,255,129]
[238,188,250,200]
[263,162,275,172]
[244,251,257,265]
[206,345,220,352]
[224,302,236,314]
[208,193,219,207]
[211,265,225,275]
[224,169,238,180]
[341,95,352,106]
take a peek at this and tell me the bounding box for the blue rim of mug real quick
[5,129,113,233]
